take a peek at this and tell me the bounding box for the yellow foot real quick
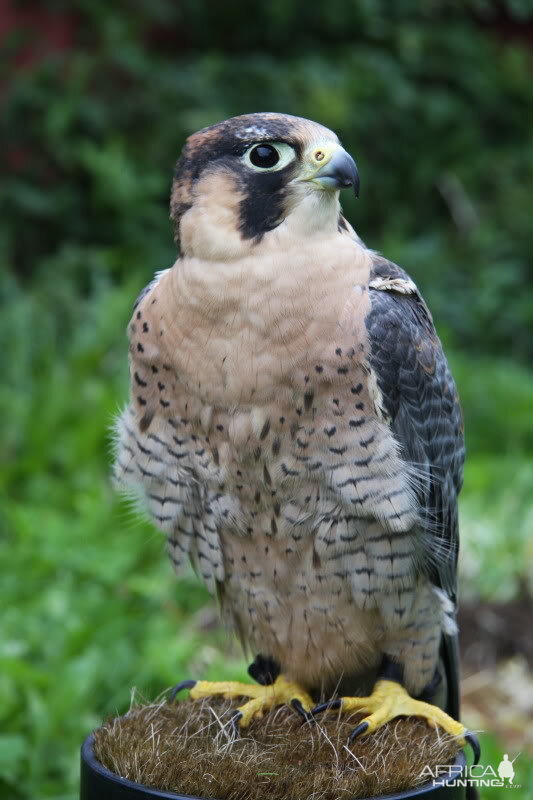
[171,675,314,728]
[313,679,466,743]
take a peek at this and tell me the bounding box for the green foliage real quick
[475,733,533,799]
[448,352,533,603]
[3,1,533,358]
[1,1,532,798]
[1,203,531,800]
[0,276,248,800]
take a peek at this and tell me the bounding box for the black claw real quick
[464,731,481,766]
[229,709,243,736]
[312,699,342,715]
[168,679,197,702]
[291,698,314,723]
[349,720,370,741]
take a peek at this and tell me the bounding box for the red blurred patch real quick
[0,0,78,70]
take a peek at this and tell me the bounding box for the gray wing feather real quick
[366,256,465,718]
[366,256,465,604]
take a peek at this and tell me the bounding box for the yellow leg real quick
[314,679,466,743]
[174,675,314,728]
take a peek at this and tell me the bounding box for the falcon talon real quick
[312,699,342,715]
[291,698,314,723]
[170,674,314,728]
[349,721,370,741]
[323,680,466,743]
[168,679,197,702]
[229,710,243,737]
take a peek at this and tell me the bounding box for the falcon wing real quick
[366,255,465,716]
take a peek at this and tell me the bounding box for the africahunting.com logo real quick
[420,753,521,789]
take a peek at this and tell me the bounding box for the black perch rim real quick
[81,733,469,800]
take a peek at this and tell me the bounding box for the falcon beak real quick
[305,144,360,197]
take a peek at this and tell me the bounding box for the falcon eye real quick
[250,144,279,168]
[243,141,295,173]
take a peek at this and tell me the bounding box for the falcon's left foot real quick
[313,679,467,742]
[171,675,314,728]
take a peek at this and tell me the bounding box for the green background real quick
[1,1,532,798]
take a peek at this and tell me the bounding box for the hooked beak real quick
[313,148,360,197]
[303,144,360,197]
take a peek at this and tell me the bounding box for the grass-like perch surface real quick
[93,694,461,800]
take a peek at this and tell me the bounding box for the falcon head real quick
[171,112,359,260]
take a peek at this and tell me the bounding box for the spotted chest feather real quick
[114,277,422,616]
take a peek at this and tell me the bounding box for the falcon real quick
[114,112,476,748]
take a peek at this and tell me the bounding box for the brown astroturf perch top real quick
[93,695,461,800]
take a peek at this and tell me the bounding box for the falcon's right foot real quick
[171,674,314,728]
